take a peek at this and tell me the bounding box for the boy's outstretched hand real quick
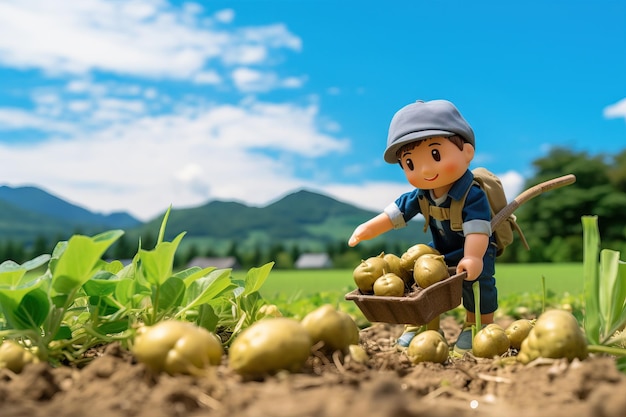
[347,213,394,247]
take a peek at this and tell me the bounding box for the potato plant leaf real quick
[177,268,234,317]
[176,266,217,287]
[52,230,124,295]
[242,262,274,296]
[52,325,72,341]
[139,232,185,287]
[114,278,150,308]
[0,270,46,309]
[95,319,130,335]
[0,255,50,274]
[0,288,49,330]
[154,276,185,313]
[82,271,120,297]
[196,303,219,333]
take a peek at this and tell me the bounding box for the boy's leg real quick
[465,311,494,326]
[396,315,440,348]
[454,311,494,354]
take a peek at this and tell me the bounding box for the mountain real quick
[0,185,142,244]
[0,185,427,250]
[135,189,427,248]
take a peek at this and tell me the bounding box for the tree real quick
[505,147,626,262]
[29,235,50,258]
[608,149,626,192]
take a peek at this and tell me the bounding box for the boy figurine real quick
[348,99,497,353]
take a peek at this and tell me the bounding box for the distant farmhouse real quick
[294,253,333,269]
[187,256,241,270]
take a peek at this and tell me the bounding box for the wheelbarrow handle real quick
[491,174,576,229]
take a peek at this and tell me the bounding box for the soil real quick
[1,316,625,417]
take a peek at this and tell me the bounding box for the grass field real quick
[252,263,584,300]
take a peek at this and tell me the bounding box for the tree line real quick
[1,147,624,268]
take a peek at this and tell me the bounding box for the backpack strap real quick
[448,183,473,232]
[509,215,530,250]
[417,194,430,233]
[417,191,467,233]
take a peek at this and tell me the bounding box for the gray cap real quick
[383,100,475,164]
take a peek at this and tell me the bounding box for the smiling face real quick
[398,136,474,198]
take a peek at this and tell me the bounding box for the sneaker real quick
[453,327,473,354]
[396,326,445,349]
[453,324,486,354]
[396,325,421,348]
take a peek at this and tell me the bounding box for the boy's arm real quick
[348,213,394,247]
[457,232,489,281]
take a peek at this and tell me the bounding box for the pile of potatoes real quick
[468,309,588,362]
[408,309,588,364]
[130,304,361,377]
[352,244,450,296]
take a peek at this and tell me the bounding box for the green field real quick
[251,263,584,300]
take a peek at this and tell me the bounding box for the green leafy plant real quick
[0,230,124,363]
[204,261,275,345]
[581,215,626,369]
[0,207,276,367]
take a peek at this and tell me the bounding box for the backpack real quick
[417,167,529,256]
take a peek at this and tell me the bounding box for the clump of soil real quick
[1,317,625,417]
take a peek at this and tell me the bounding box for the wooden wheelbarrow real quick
[345,173,577,325]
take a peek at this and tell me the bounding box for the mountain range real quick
[0,185,426,249]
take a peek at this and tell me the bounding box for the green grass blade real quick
[156,206,172,246]
[607,256,626,339]
[582,215,601,345]
[599,249,622,339]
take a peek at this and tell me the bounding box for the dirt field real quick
[1,317,625,417]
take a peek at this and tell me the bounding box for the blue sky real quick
[0,0,624,221]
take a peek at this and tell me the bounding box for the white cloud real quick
[497,170,525,201]
[231,68,306,92]
[0,108,76,134]
[193,70,222,85]
[0,100,348,220]
[214,9,235,24]
[0,0,339,222]
[604,98,626,121]
[0,0,301,90]
[323,181,411,213]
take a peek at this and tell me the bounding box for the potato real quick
[505,319,534,349]
[373,272,405,297]
[413,254,449,288]
[400,244,440,272]
[0,340,38,373]
[353,254,388,293]
[258,304,283,318]
[132,320,223,375]
[383,253,412,283]
[406,330,449,364]
[229,317,312,375]
[301,304,359,352]
[517,309,588,364]
[472,324,510,358]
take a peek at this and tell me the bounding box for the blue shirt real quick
[384,169,496,272]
